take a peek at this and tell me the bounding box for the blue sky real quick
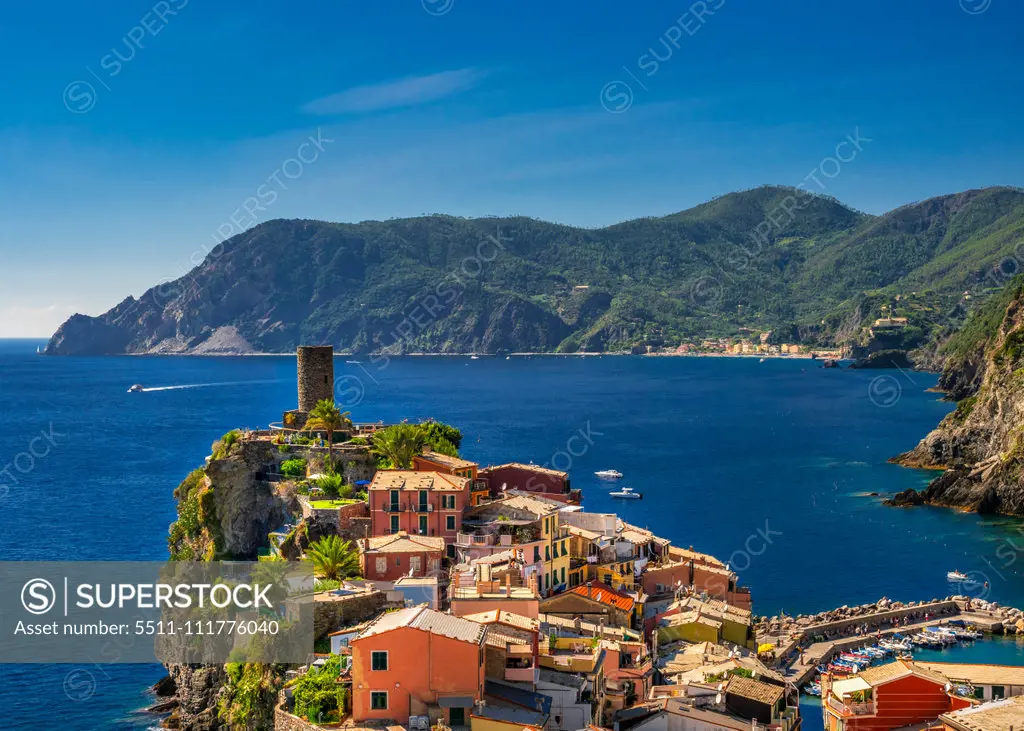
[1,0,1022,336]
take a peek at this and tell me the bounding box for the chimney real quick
[586,581,593,598]
[574,616,582,633]
[505,574,511,597]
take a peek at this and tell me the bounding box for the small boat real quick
[470,355,480,360]
[609,487,642,499]
[947,570,969,582]
[128,384,145,393]
[345,360,362,364]
[759,358,766,363]
[821,359,840,368]
[595,469,623,479]
[506,356,511,360]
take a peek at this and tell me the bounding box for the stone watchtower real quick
[282,345,334,429]
[297,345,335,412]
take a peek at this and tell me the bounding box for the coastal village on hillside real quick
[170,347,1024,731]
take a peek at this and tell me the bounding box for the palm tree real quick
[306,535,361,581]
[304,399,351,469]
[370,423,426,469]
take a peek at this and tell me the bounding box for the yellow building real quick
[466,492,570,595]
[593,559,635,590]
[656,610,722,645]
[539,506,571,594]
[654,596,756,650]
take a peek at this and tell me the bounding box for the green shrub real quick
[281,458,307,478]
[421,421,463,449]
[211,430,242,459]
[315,473,345,498]
[293,655,347,721]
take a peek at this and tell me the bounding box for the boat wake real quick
[136,379,284,393]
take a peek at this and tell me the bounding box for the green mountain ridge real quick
[44,185,1024,355]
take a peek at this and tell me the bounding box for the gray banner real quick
[0,562,314,663]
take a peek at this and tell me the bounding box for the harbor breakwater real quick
[756,596,1024,686]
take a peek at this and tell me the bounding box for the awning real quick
[831,678,871,698]
[437,696,474,708]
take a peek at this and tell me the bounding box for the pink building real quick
[480,463,581,504]
[368,470,470,553]
[359,532,446,581]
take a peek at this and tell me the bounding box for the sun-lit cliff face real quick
[893,281,1024,516]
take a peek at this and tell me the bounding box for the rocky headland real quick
[890,279,1024,517]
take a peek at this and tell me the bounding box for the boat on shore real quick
[609,487,642,499]
[595,469,623,479]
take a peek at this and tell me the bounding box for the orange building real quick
[821,660,973,731]
[350,606,487,726]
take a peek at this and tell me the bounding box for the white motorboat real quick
[128,384,145,393]
[470,355,480,360]
[947,570,969,582]
[610,487,642,499]
[595,470,623,479]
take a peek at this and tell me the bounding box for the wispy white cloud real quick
[301,68,487,115]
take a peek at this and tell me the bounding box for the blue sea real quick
[1,339,1023,729]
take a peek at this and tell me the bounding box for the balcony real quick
[382,504,405,513]
[456,533,495,547]
[826,696,874,716]
[414,504,434,513]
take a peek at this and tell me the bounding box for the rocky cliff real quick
[892,280,1024,516]
[161,436,295,730]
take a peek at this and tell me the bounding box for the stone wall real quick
[338,502,371,541]
[313,590,389,639]
[275,706,322,731]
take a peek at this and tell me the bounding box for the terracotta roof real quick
[567,525,603,541]
[940,696,1024,731]
[667,545,725,567]
[483,462,568,478]
[663,610,722,630]
[618,522,656,545]
[362,533,446,553]
[726,675,785,706]
[499,493,562,517]
[356,606,485,644]
[417,451,478,470]
[484,626,535,649]
[369,470,470,491]
[463,609,540,632]
[676,596,751,622]
[563,582,636,613]
[858,659,950,688]
[914,662,1024,687]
